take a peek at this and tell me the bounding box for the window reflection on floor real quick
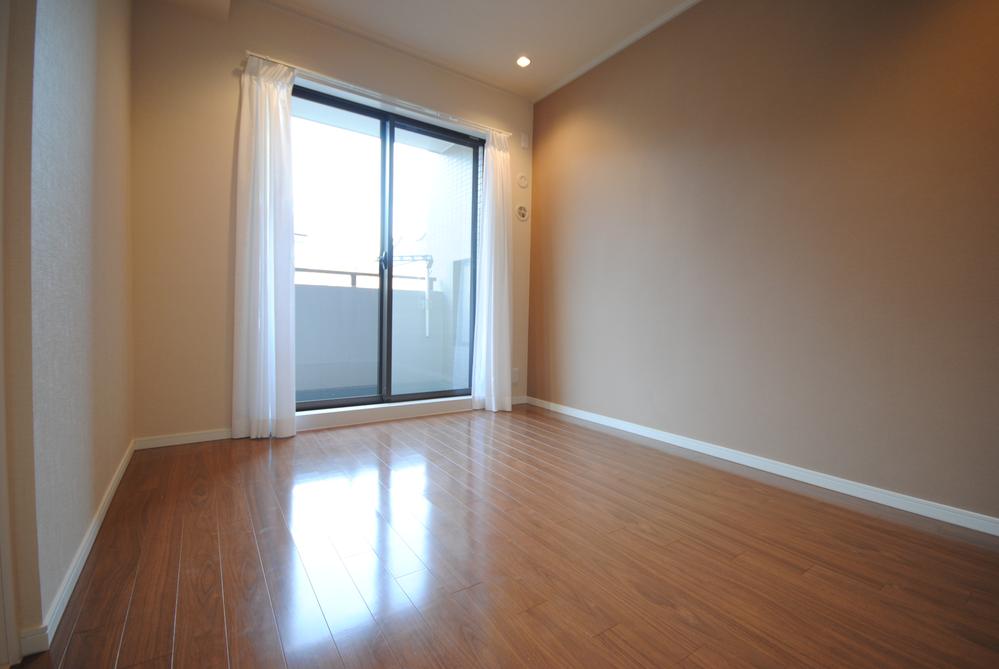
[289,459,430,631]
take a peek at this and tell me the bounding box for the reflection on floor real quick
[19,406,999,668]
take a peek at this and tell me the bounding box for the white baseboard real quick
[19,438,136,653]
[525,397,999,537]
[133,428,232,450]
[297,396,473,432]
[512,395,529,405]
[134,398,477,449]
[17,625,48,656]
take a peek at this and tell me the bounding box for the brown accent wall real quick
[529,0,999,515]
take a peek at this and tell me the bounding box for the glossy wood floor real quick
[20,406,999,668]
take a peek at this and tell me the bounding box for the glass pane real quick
[391,127,475,395]
[292,98,382,403]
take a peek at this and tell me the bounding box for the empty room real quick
[1,0,997,667]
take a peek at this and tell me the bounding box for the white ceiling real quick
[264,0,700,100]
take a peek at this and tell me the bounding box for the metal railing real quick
[295,266,435,289]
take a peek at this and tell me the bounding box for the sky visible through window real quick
[291,115,444,290]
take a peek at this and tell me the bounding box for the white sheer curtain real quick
[472,131,513,412]
[232,56,297,438]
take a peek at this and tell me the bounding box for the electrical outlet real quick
[512,367,520,384]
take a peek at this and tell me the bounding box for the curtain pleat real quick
[472,131,513,412]
[232,56,297,438]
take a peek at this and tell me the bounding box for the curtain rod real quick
[245,51,512,138]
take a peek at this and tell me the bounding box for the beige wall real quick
[131,0,534,438]
[530,0,999,516]
[4,0,40,630]
[0,2,19,661]
[4,0,132,630]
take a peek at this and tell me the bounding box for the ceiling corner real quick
[533,0,703,101]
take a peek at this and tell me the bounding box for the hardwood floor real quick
[18,406,999,668]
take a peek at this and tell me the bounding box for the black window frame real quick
[291,85,484,412]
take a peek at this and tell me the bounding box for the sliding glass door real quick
[391,127,477,397]
[291,96,382,405]
[291,86,481,410]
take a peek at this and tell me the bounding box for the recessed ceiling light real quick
[516,56,531,68]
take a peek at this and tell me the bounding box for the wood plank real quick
[59,456,163,668]
[214,440,287,668]
[20,408,999,669]
[116,453,184,668]
[218,528,287,668]
[241,442,345,669]
[172,447,228,669]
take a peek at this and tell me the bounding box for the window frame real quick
[291,85,484,412]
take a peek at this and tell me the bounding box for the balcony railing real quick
[295,266,435,290]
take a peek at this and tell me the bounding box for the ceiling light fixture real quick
[516,56,531,68]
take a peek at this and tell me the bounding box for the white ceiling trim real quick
[533,0,702,101]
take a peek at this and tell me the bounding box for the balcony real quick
[294,265,471,403]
